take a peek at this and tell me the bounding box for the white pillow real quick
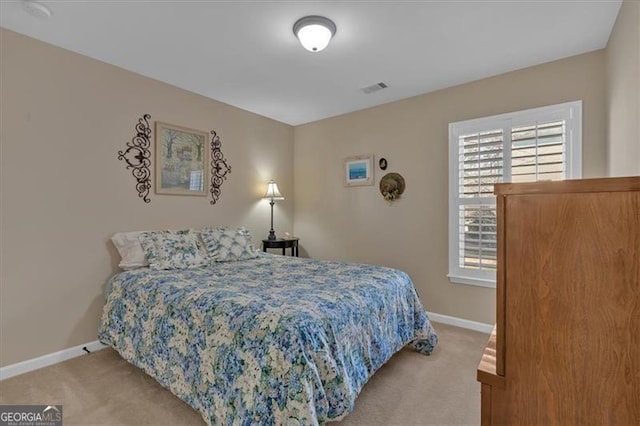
[111,231,150,270]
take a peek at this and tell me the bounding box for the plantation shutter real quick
[457,130,502,272]
[449,101,581,287]
[511,121,565,182]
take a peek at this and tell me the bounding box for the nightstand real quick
[262,238,299,256]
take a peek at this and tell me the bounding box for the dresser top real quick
[494,176,640,196]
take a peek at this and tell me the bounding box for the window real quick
[189,170,204,191]
[448,101,582,287]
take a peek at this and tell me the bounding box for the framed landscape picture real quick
[344,154,374,187]
[155,122,209,196]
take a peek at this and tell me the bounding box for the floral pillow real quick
[200,226,259,262]
[139,230,208,270]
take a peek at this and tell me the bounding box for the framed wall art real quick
[344,154,374,187]
[155,122,209,196]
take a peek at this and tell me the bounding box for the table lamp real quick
[263,180,284,240]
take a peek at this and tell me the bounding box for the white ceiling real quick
[0,0,622,125]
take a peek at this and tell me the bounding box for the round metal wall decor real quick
[379,172,405,201]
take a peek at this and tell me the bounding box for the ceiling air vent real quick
[361,82,388,94]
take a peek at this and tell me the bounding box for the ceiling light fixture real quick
[293,16,336,53]
[22,0,52,19]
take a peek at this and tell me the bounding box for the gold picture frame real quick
[155,122,209,196]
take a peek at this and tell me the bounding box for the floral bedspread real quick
[98,254,438,425]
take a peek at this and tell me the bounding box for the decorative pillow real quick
[201,226,259,262]
[139,230,208,270]
[111,231,150,270]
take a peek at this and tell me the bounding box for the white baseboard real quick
[427,311,493,334]
[0,340,108,381]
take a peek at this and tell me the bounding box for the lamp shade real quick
[264,180,284,200]
[293,16,336,52]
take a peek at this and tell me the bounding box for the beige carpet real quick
[0,322,488,425]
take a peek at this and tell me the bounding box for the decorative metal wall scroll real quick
[118,114,152,203]
[209,130,231,205]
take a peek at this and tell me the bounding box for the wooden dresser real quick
[477,177,640,425]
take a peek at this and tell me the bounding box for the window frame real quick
[448,100,583,288]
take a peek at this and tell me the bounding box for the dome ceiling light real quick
[293,15,336,53]
[22,0,52,19]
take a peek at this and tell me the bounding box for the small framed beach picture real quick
[344,154,374,187]
[155,122,209,196]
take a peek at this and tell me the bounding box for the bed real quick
[99,253,438,425]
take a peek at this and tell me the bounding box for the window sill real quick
[447,274,496,288]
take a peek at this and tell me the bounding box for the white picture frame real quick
[344,154,374,187]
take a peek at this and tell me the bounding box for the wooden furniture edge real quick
[477,325,505,389]
[495,176,640,196]
[496,195,505,377]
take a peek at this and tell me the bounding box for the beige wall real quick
[0,27,616,367]
[606,0,640,176]
[294,51,607,325]
[0,29,294,367]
